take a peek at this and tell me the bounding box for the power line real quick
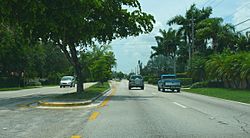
[234,18,250,27]
[213,0,225,9]
[206,0,217,7]
[224,2,250,20]
[201,0,213,7]
[238,26,250,33]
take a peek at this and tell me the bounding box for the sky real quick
[111,0,250,73]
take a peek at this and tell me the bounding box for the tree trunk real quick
[75,64,84,93]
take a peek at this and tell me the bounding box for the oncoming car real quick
[60,76,75,88]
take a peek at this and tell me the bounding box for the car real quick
[128,75,144,90]
[60,76,75,88]
[158,74,181,92]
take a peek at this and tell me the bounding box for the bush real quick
[178,78,193,86]
[191,80,225,89]
[176,72,188,78]
[27,80,42,86]
[0,77,23,88]
[191,81,208,88]
[148,77,158,85]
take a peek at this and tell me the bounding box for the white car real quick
[60,76,75,88]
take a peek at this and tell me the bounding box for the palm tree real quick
[168,4,212,46]
[151,28,181,74]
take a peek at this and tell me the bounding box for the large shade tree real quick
[1,0,155,93]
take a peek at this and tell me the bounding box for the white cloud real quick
[112,0,244,73]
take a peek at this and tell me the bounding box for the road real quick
[0,80,250,138]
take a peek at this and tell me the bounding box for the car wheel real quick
[141,87,144,90]
[60,86,62,88]
[129,87,131,90]
[177,89,180,92]
[158,86,160,91]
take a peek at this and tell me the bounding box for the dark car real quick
[128,75,144,90]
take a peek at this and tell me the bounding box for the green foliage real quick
[1,0,155,93]
[189,55,208,82]
[205,51,250,89]
[185,88,250,104]
[147,77,158,85]
[81,45,116,83]
[178,78,193,86]
[190,81,208,88]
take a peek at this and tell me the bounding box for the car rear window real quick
[130,75,142,79]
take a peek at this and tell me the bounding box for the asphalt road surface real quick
[0,80,250,138]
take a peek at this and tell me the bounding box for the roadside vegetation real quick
[0,0,155,93]
[139,4,249,90]
[185,88,250,104]
[0,1,154,93]
[55,82,110,100]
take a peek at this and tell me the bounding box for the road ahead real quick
[0,80,250,138]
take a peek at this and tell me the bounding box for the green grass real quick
[185,88,250,104]
[0,86,41,91]
[55,82,110,100]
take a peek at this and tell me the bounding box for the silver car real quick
[60,76,75,88]
[128,75,144,90]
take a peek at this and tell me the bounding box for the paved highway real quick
[0,81,250,138]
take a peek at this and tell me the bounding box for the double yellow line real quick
[71,83,116,138]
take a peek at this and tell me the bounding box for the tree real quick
[1,0,155,93]
[151,28,181,74]
[81,45,116,83]
[196,18,237,53]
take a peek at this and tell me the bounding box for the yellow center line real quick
[88,111,100,121]
[71,135,81,138]
[99,85,116,107]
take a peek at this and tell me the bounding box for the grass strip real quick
[55,82,110,100]
[185,88,250,104]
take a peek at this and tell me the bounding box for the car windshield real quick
[162,76,175,79]
[130,76,142,79]
[61,77,73,81]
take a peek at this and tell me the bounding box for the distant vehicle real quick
[158,74,181,92]
[60,76,75,88]
[128,75,144,90]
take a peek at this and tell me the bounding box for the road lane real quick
[80,80,250,138]
[0,80,250,138]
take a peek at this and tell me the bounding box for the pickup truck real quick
[158,74,181,92]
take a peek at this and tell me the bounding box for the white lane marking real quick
[173,102,187,108]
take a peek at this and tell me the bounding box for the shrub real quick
[178,78,193,86]
[176,72,188,78]
[148,77,158,85]
[191,81,208,88]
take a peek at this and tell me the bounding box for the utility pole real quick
[189,15,195,69]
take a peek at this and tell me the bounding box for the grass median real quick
[55,82,110,100]
[184,88,250,104]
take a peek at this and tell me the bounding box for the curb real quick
[38,87,111,107]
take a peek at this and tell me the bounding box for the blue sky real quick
[111,0,250,73]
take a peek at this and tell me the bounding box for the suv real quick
[128,75,144,90]
[60,76,75,88]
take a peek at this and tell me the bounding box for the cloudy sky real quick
[111,0,250,73]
